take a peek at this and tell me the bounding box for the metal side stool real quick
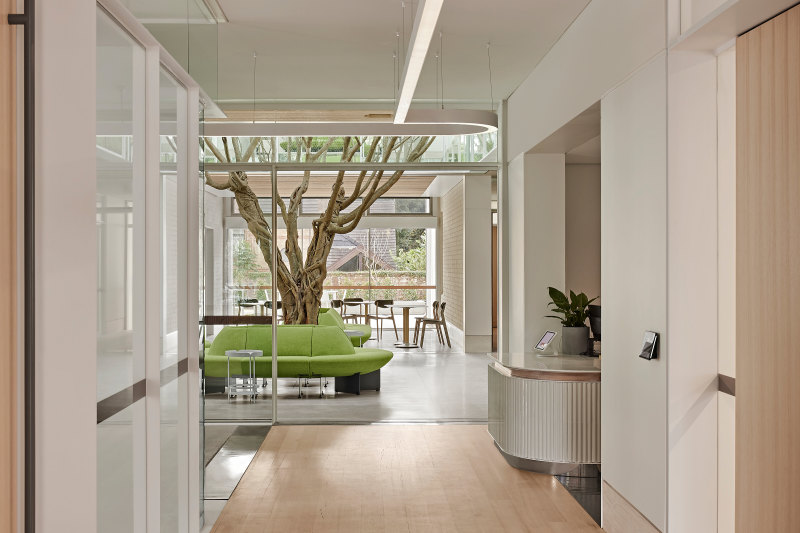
[226,349,263,402]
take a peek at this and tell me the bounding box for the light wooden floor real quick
[211,425,601,532]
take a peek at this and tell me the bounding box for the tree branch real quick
[204,172,231,190]
[203,137,227,163]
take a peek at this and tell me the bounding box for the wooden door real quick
[736,5,800,531]
[0,0,18,530]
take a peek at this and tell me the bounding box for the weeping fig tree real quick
[203,135,436,324]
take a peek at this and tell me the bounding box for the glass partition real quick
[159,67,187,533]
[200,134,494,425]
[121,0,219,99]
[96,8,146,531]
[202,133,497,164]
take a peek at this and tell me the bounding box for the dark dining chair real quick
[414,301,439,344]
[342,297,364,323]
[263,300,283,324]
[237,298,260,316]
[367,299,399,340]
[418,301,451,348]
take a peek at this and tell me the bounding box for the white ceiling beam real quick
[394,0,445,124]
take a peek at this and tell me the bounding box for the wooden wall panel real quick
[736,5,800,531]
[0,0,18,531]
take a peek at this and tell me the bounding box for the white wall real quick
[507,0,666,159]
[508,153,565,352]
[462,176,493,352]
[441,181,465,335]
[680,0,728,32]
[36,0,97,530]
[601,53,668,530]
[667,48,720,533]
[565,164,601,301]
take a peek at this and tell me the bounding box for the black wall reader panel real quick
[639,331,659,360]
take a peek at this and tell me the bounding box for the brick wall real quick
[441,182,464,330]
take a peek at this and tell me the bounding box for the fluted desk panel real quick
[488,353,601,474]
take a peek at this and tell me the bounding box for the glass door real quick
[96,7,146,531]
[158,67,189,533]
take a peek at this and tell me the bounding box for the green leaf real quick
[548,287,569,308]
[579,293,589,308]
[569,290,578,305]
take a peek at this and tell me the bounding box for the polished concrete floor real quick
[203,333,489,423]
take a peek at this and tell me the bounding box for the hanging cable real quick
[395,31,401,102]
[487,42,494,112]
[402,1,406,70]
[439,31,444,109]
[252,51,257,124]
[435,51,440,109]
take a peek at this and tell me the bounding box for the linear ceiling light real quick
[394,0,445,124]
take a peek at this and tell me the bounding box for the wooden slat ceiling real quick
[206,172,435,197]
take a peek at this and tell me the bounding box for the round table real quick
[387,302,426,348]
[343,329,364,347]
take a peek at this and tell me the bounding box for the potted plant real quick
[546,287,598,355]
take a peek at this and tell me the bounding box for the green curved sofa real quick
[203,324,391,394]
[318,307,371,346]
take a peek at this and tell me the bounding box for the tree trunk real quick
[276,268,323,325]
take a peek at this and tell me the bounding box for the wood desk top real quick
[489,352,601,382]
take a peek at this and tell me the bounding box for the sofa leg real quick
[334,373,361,395]
[359,369,381,391]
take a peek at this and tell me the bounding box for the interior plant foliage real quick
[203,135,436,325]
[546,287,597,327]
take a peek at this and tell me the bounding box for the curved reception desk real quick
[488,352,601,474]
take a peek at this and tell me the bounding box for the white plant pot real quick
[561,326,589,355]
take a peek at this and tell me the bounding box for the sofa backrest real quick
[310,326,355,356]
[318,307,345,328]
[206,324,354,357]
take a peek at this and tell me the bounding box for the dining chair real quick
[237,298,259,316]
[418,301,451,348]
[367,299,399,340]
[342,297,363,323]
[263,300,283,324]
[413,301,440,344]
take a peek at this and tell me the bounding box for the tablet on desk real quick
[535,331,557,351]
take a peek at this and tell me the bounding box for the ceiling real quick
[196,0,590,110]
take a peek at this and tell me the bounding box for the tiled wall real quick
[441,182,464,330]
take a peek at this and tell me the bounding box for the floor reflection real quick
[555,465,601,525]
[204,425,270,500]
